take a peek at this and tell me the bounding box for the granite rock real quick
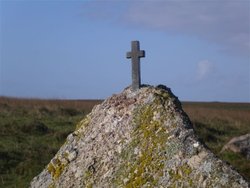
[30,85,249,188]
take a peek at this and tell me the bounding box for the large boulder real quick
[30,85,249,187]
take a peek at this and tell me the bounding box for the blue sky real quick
[0,0,249,102]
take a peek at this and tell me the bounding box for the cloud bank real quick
[124,1,250,56]
[84,1,249,57]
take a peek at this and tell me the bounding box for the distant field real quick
[0,97,249,187]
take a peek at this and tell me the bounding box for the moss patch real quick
[114,96,170,187]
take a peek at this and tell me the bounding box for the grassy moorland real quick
[0,97,249,187]
[0,97,102,188]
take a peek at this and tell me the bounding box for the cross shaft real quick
[126,41,145,91]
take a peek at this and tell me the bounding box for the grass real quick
[0,98,249,187]
[0,97,101,188]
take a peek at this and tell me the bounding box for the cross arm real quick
[139,50,145,58]
[126,52,132,59]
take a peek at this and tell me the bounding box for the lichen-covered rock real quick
[30,85,249,188]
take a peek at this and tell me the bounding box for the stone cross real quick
[126,41,145,91]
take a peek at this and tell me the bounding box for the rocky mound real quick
[30,85,249,188]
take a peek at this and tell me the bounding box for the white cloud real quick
[82,1,250,57]
[196,60,213,80]
[124,1,250,57]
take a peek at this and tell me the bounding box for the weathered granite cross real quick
[126,41,145,91]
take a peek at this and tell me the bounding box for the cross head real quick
[126,41,145,91]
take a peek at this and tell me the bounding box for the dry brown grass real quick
[0,97,102,112]
[183,102,250,126]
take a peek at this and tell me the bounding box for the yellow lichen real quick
[114,96,170,187]
[75,115,90,131]
[47,163,55,175]
[113,89,189,187]
[168,164,193,187]
[47,158,66,180]
[82,169,95,188]
[48,183,56,188]
[86,183,93,188]
[54,163,65,179]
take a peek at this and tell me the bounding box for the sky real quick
[0,0,249,102]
